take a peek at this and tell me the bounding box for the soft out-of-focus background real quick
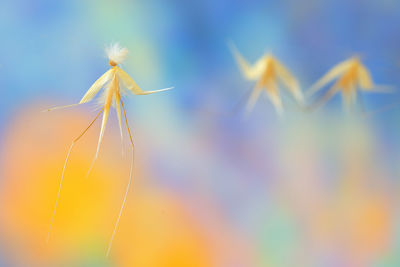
[1,0,400,266]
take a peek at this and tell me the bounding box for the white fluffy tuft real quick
[106,43,129,64]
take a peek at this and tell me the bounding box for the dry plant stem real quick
[47,108,104,243]
[44,103,84,112]
[85,155,98,179]
[306,86,338,112]
[364,100,400,118]
[358,92,366,114]
[106,96,134,257]
[231,86,253,116]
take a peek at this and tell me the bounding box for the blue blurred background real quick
[1,0,400,266]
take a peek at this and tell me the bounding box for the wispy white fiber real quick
[106,43,129,65]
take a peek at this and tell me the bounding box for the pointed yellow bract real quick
[80,68,115,104]
[230,43,303,116]
[116,66,173,95]
[46,44,172,257]
[115,88,124,142]
[307,56,382,110]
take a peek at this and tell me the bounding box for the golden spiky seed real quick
[46,43,173,257]
[230,43,304,116]
[307,56,389,111]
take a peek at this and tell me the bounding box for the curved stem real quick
[47,108,103,243]
[106,96,134,257]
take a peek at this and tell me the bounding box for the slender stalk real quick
[106,95,134,257]
[47,108,104,243]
